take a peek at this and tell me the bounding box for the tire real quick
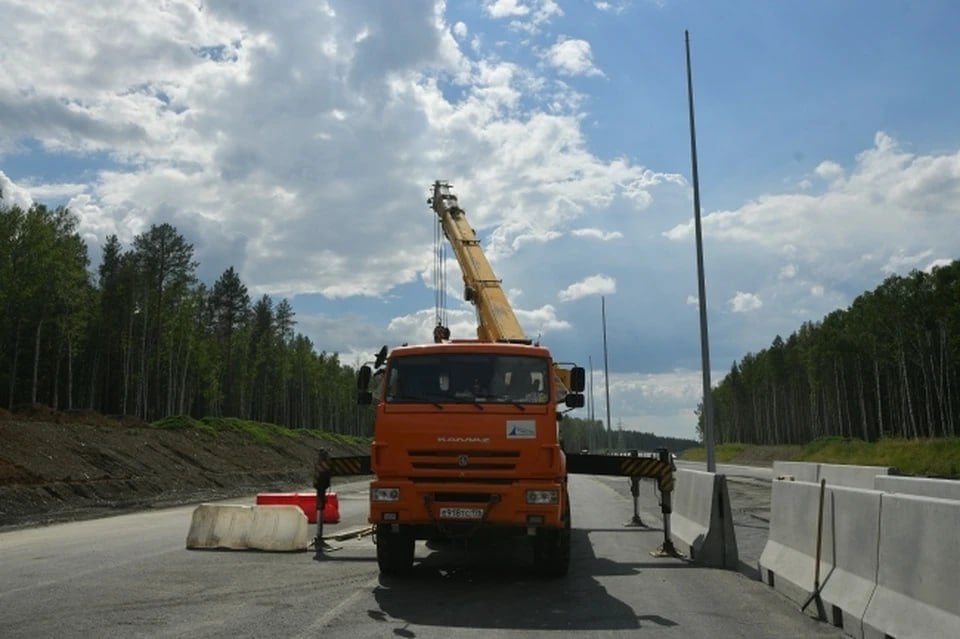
[376,526,415,576]
[533,504,571,578]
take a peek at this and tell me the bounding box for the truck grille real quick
[407,449,519,472]
[431,492,494,503]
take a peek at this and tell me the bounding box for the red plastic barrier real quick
[324,492,340,524]
[255,492,340,524]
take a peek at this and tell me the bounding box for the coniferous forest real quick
[0,202,368,435]
[6,200,959,446]
[702,261,960,444]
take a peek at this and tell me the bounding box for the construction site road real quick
[0,473,842,639]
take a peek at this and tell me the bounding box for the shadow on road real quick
[369,528,688,633]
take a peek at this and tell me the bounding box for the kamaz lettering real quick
[437,436,490,444]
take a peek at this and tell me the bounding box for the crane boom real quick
[429,181,530,344]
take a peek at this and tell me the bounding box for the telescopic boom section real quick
[430,181,531,344]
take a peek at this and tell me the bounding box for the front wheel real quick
[376,526,415,576]
[532,506,571,578]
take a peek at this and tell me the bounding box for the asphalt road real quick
[0,473,844,639]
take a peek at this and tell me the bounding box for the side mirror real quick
[569,366,586,393]
[357,365,372,390]
[374,346,388,369]
[564,393,585,409]
[358,390,373,405]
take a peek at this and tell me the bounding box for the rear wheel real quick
[376,526,415,576]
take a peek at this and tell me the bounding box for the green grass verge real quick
[151,415,216,435]
[149,415,370,447]
[679,443,749,464]
[679,437,960,477]
[795,436,960,477]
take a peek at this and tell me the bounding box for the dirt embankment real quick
[0,408,368,530]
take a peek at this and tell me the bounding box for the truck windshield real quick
[385,353,549,405]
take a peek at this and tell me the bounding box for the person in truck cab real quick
[507,371,536,400]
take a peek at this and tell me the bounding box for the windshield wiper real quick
[474,395,525,411]
[397,395,445,409]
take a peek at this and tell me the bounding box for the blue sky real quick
[2,0,959,440]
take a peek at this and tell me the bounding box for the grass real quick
[795,437,960,477]
[151,415,216,435]
[679,437,960,477]
[150,415,370,447]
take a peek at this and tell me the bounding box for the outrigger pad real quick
[185,504,308,552]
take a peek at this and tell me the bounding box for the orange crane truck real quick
[355,181,586,577]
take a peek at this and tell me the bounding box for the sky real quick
[2,0,960,441]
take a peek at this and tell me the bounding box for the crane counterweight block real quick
[566,453,675,492]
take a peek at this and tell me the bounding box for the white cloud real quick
[663,133,960,290]
[730,291,763,313]
[544,37,604,77]
[810,284,824,297]
[0,1,678,302]
[779,264,797,279]
[686,295,698,305]
[571,227,623,241]
[593,1,630,14]
[484,0,561,32]
[925,258,954,273]
[815,160,845,183]
[587,368,719,439]
[484,0,531,18]
[882,249,933,273]
[558,274,616,301]
[0,170,35,209]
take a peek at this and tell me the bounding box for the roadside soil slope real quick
[0,407,368,530]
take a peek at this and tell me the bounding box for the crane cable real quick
[433,215,449,342]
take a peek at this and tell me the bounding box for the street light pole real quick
[685,30,716,472]
[602,296,613,451]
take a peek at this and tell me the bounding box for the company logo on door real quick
[506,420,536,439]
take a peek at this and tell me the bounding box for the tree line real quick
[560,416,699,454]
[0,201,370,435]
[702,261,960,444]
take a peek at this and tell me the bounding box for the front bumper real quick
[368,478,565,530]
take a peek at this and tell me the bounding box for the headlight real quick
[525,489,559,505]
[371,487,400,502]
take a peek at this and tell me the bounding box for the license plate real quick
[439,507,484,520]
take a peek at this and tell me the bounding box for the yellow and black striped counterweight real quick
[566,452,675,493]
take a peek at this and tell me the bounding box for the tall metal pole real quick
[685,30,716,472]
[588,355,595,423]
[602,296,613,451]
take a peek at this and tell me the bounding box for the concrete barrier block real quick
[817,463,892,490]
[862,495,960,639]
[186,504,308,551]
[248,505,309,551]
[670,469,738,569]
[817,486,882,639]
[758,480,826,605]
[759,480,882,638]
[772,461,818,482]
[874,475,960,501]
[186,504,253,550]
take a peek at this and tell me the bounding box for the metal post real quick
[652,447,679,557]
[313,449,331,560]
[625,449,646,527]
[801,479,828,620]
[601,296,612,451]
[685,30,716,473]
